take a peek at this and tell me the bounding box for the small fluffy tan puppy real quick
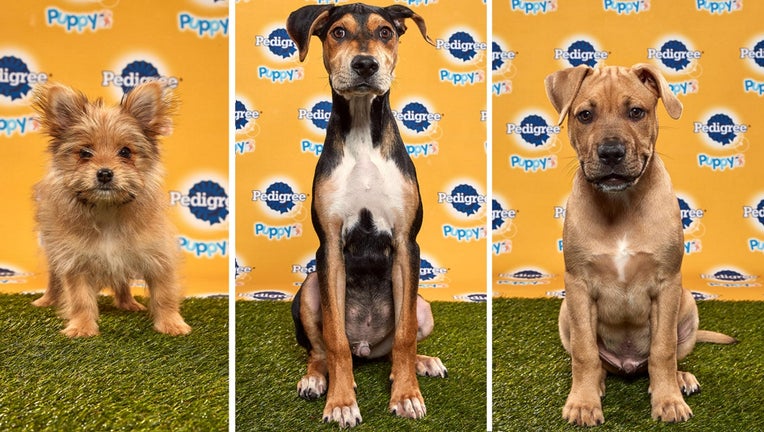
[32,81,191,338]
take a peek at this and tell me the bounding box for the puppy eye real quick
[379,27,393,40]
[118,147,132,159]
[331,27,346,40]
[576,110,593,124]
[629,107,646,120]
[79,148,93,159]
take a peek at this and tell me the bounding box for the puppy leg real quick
[61,274,100,338]
[414,296,447,378]
[32,269,63,307]
[112,280,146,311]
[295,273,329,400]
[559,282,606,427]
[145,271,190,336]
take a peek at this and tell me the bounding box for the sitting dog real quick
[545,64,736,426]
[32,82,191,338]
[286,3,446,428]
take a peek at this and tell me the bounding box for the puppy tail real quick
[696,330,738,345]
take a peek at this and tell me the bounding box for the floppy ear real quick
[32,83,89,142]
[631,63,682,120]
[383,5,435,46]
[286,5,333,62]
[121,81,176,139]
[544,65,592,125]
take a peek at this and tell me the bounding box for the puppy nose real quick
[597,141,626,167]
[351,55,379,78]
[97,168,113,184]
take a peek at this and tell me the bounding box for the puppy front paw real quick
[297,374,327,400]
[32,294,56,308]
[415,354,448,378]
[154,314,191,336]
[61,322,100,338]
[323,400,362,428]
[651,395,693,423]
[563,395,604,427]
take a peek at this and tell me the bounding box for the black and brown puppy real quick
[287,3,446,428]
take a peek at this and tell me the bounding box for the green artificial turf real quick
[0,294,228,432]
[493,298,764,432]
[236,300,486,431]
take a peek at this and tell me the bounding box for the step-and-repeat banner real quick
[493,1,763,301]
[236,0,487,303]
[1,1,229,297]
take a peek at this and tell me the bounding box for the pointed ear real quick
[32,83,89,141]
[384,5,434,46]
[544,65,592,125]
[286,5,333,62]
[121,82,176,138]
[631,63,682,119]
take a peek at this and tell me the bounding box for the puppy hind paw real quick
[323,402,362,428]
[297,374,327,400]
[415,354,448,378]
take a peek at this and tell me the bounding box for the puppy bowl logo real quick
[394,101,442,135]
[102,60,180,94]
[696,0,742,14]
[647,38,702,73]
[235,99,260,132]
[45,7,112,33]
[255,27,297,59]
[510,0,558,14]
[436,29,485,64]
[178,12,229,38]
[170,180,229,225]
[500,268,554,286]
[242,290,293,301]
[702,268,759,287]
[419,258,448,283]
[555,39,608,67]
[603,0,650,14]
[251,181,307,215]
[298,100,332,131]
[0,55,48,102]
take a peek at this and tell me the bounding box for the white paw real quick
[297,374,326,400]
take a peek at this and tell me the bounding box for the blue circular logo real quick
[448,31,477,62]
[188,180,228,225]
[659,40,692,72]
[264,182,297,214]
[492,41,504,71]
[267,28,297,59]
[310,100,332,130]
[677,198,693,230]
[521,114,551,146]
[449,184,482,216]
[492,199,506,230]
[705,113,737,145]
[246,291,291,301]
[712,269,746,282]
[0,267,17,277]
[400,102,432,133]
[420,258,437,281]
[120,60,159,94]
[463,293,486,303]
[235,100,250,131]
[0,56,33,100]
[567,40,598,67]
[511,269,545,279]
[754,40,764,68]
[755,199,764,227]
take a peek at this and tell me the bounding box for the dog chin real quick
[591,175,637,193]
[77,188,136,205]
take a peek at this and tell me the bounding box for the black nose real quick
[351,55,379,78]
[97,168,113,184]
[597,141,626,167]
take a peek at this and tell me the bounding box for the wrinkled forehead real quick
[578,66,655,103]
[320,4,396,38]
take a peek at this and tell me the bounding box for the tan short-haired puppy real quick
[545,64,735,426]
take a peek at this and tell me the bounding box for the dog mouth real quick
[77,187,136,206]
[591,174,636,192]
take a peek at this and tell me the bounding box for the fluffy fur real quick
[32,82,190,338]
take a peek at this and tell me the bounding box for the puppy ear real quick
[631,63,683,120]
[32,83,89,141]
[121,82,176,138]
[384,5,434,46]
[286,5,333,62]
[545,65,592,125]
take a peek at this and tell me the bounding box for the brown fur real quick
[31,82,190,338]
[546,64,735,426]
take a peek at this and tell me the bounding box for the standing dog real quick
[32,82,191,338]
[287,3,446,428]
[545,64,735,426]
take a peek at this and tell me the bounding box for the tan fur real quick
[546,64,735,426]
[32,82,190,338]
